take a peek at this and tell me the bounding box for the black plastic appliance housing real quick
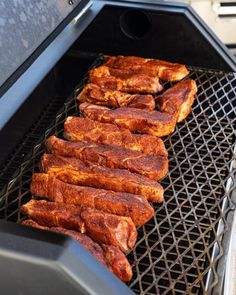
[0,1,235,294]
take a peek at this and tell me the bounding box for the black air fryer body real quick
[0,1,235,294]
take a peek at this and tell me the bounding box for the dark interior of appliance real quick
[0,4,235,295]
[0,5,233,169]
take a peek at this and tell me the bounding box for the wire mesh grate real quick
[0,60,235,294]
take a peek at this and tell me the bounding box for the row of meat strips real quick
[21,55,197,282]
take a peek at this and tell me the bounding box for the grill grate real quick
[0,58,236,294]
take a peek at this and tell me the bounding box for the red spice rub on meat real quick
[21,200,137,253]
[45,135,168,180]
[104,55,189,82]
[41,154,164,202]
[89,65,163,94]
[64,117,168,156]
[156,79,197,122]
[78,83,155,110]
[80,102,176,137]
[30,173,154,227]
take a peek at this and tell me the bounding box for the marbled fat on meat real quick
[30,173,154,227]
[156,79,197,122]
[89,65,163,94]
[64,117,168,156]
[80,102,176,137]
[21,200,137,253]
[78,83,155,110]
[40,154,164,202]
[45,135,168,180]
[104,55,189,82]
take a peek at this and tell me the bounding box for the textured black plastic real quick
[0,1,235,294]
[76,1,236,71]
[0,221,133,295]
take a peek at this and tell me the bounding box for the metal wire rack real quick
[0,56,236,295]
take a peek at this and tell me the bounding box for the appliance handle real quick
[72,0,93,24]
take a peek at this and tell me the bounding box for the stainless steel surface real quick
[0,57,236,294]
[0,0,81,89]
[0,0,95,130]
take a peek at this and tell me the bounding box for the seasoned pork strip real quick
[46,136,168,180]
[80,102,176,137]
[21,219,132,282]
[104,55,189,82]
[30,173,154,227]
[101,244,133,282]
[89,65,163,94]
[80,206,137,253]
[64,117,168,156]
[78,83,155,110]
[21,199,85,233]
[21,200,137,253]
[41,154,164,202]
[156,79,197,122]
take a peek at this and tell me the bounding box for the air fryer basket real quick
[0,55,236,294]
